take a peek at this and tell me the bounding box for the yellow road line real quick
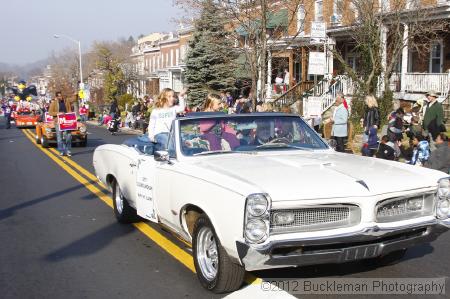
[25,129,107,189]
[22,129,196,273]
[23,129,263,284]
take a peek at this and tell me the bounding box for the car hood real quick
[189,151,445,201]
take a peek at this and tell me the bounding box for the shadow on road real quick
[44,222,134,262]
[253,243,435,279]
[0,185,86,221]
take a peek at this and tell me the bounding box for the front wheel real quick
[35,134,41,144]
[193,215,245,293]
[112,179,137,223]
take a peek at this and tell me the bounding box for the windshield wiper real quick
[193,150,256,156]
[256,143,312,151]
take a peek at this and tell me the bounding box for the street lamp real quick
[53,34,83,87]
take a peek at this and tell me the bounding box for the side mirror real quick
[154,150,170,162]
[327,139,337,150]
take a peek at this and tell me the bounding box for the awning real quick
[267,8,288,29]
[235,8,288,35]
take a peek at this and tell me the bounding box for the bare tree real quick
[333,0,447,97]
[177,0,308,107]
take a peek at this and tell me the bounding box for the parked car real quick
[93,113,450,293]
[36,116,87,147]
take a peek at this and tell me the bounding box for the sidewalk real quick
[86,120,143,135]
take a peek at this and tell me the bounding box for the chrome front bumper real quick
[236,219,450,271]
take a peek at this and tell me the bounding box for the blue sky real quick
[0,0,183,65]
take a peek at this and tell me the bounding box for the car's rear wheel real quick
[112,179,137,223]
[193,215,245,293]
[41,135,49,148]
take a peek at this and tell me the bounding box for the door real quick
[135,156,158,222]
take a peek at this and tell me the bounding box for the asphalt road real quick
[1,118,449,299]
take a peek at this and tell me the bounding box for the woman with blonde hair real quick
[203,93,223,112]
[361,95,380,134]
[148,87,186,150]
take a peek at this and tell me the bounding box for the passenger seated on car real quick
[199,120,239,151]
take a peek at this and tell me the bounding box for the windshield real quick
[179,115,328,156]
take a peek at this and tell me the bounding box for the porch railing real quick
[303,75,349,117]
[271,81,315,112]
[403,73,450,97]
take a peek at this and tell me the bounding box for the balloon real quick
[14,96,20,101]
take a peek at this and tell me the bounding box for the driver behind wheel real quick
[254,121,273,145]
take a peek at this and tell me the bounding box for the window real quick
[297,5,305,36]
[380,0,390,12]
[315,1,323,22]
[332,0,343,24]
[429,41,443,73]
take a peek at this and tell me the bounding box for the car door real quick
[115,146,140,202]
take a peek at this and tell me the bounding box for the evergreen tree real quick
[184,0,237,107]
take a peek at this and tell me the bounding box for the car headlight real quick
[437,199,449,219]
[79,126,87,133]
[244,194,271,244]
[437,178,450,219]
[246,194,268,217]
[45,128,52,133]
[245,219,268,242]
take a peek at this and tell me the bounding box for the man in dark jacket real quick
[426,133,450,174]
[423,90,444,141]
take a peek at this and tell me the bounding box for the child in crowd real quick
[409,134,430,166]
[148,88,186,151]
[362,126,378,157]
[376,135,396,160]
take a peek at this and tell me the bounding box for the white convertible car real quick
[93,113,450,293]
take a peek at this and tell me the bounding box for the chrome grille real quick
[270,205,360,234]
[376,193,435,223]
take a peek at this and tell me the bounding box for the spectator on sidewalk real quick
[283,68,290,89]
[2,101,12,129]
[409,134,430,166]
[376,135,396,160]
[426,133,450,174]
[331,94,349,152]
[362,126,378,157]
[361,95,380,144]
[109,99,119,119]
[423,90,445,148]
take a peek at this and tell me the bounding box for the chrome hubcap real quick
[115,184,124,214]
[197,226,218,281]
